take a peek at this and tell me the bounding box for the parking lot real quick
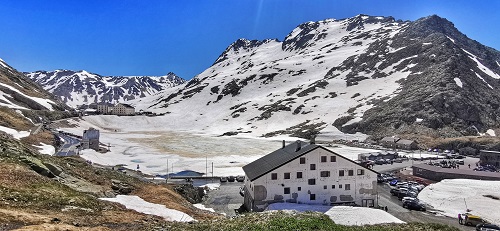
[201,181,244,217]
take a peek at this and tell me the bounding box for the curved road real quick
[55,133,81,156]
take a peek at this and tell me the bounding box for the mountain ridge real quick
[127,14,500,142]
[26,70,186,108]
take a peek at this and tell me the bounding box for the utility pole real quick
[166,159,169,183]
[212,162,214,183]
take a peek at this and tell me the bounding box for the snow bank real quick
[418,179,500,225]
[0,125,30,139]
[33,143,56,155]
[100,195,195,222]
[198,183,220,190]
[267,203,404,226]
[193,203,215,212]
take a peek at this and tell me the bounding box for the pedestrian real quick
[458,213,463,224]
[457,165,459,169]
[468,164,471,168]
[385,206,388,212]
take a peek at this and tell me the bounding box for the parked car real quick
[228,176,235,182]
[389,179,399,186]
[457,160,465,165]
[464,215,487,227]
[476,223,500,231]
[402,200,426,211]
[220,177,228,182]
[236,175,245,182]
[390,188,400,196]
[393,158,403,163]
[402,197,418,204]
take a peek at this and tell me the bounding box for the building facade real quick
[82,128,100,151]
[113,103,135,115]
[480,150,500,167]
[242,141,378,212]
[97,103,113,114]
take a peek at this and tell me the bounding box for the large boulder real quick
[19,156,55,178]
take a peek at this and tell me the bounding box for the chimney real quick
[310,135,316,145]
[296,141,302,152]
[282,140,286,149]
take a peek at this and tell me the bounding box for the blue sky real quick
[0,0,499,79]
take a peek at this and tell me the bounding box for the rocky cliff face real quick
[26,70,186,108]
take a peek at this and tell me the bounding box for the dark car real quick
[476,223,500,231]
[390,188,400,196]
[389,179,399,186]
[403,200,426,211]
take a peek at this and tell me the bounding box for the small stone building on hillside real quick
[242,140,378,212]
[395,139,418,150]
[82,128,100,151]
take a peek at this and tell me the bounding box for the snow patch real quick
[446,36,455,43]
[100,195,195,222]
[463,49,500,79]
[453,78,463,88]
[33,143,56,155]
[474,71,493,89]
[267,204,404,226]
[193,203,215,212]
[0,125,30,139]
[415,118,423,123]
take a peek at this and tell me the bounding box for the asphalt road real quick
[202,181,244,217]
[55,133,81,156]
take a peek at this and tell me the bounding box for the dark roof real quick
[396,139,416,145]
[118,103,134,108]
[243,140,378,181]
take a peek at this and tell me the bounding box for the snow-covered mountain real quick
[0,57,71,134]
[131,14,500,140]
[26,70,186,108]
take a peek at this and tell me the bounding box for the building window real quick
[271,173,277,180]
[357,169,365,175]
[339,170,344,176]
[298,187,301,191]
[323,185,327,189]
[320,171,330,177]
[300,157,306,164]
[308,179,316,185]
[339,184,342,189]
[284,187,290,194]
[348,170,354,176]
[321,156,327,162]
[296,172,303,179]
[284,172,290,179]
[332,185,335,189]
[310,194,316,200]
[310,164,316,170]
[345,184,351,190]
[330,156,337,162]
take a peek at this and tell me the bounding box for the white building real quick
[242,140,378,212]
[113,103,135,115]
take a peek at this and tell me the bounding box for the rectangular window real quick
[330,156,337,162]
[298,187,301,191]
[271,173,277,180]
[323,185,327,189]
[357,169,365,175]
[339,184,342,189]
[310,164,316,170]
[284,187,290,194]
[339,170,344,176]
[296,172,303,179]
[345,184,351,190]
[321,156,327,162]
[308,179,316,185]
[284,172,290,179]
[320,171,330,177]
[331,185,335,189]
[348,170,354,176]
[300,157,306,164]
[310,194,316,200]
